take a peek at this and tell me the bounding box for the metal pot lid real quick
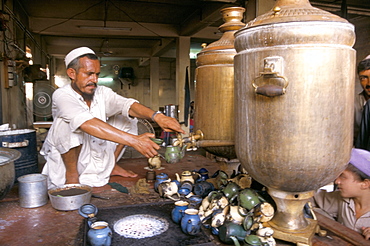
[79,203,98,218]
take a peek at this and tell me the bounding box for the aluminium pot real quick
[48,184,92,211]
[0,148,21,200]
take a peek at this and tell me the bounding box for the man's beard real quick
[82,83,97,101]
[82,92,94,101]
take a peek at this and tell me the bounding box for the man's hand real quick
[130,132,161,158]
[154,113,185,134]
[362,227,370,240]
[128,102,185,134]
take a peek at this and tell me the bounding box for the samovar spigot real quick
[173,130,204,151]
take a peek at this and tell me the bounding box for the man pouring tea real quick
[41,47,184,189]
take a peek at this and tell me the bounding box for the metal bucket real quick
[18,173,48,208]
[0,129,38,180]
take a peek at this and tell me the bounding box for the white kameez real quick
[41,84,138,188]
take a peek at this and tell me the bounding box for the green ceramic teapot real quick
[164,145,186,164]
[218,221,248,244]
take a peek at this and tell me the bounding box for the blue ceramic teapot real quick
[181,208,201,235]
[154,172,170,192]
[87,221,112,246]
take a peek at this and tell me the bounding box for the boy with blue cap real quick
[312,148,370,240]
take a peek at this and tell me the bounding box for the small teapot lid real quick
[198,168,208,174]
[182,170,192,176]
[79,203,98,218]
[157,172,169,178]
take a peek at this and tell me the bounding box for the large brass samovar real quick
[234,0,356,244]
[194,7,245,159]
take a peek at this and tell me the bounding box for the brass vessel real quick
[234,0,355,244]
[194,7,245,159]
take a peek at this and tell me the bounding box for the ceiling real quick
[13,0,370,63]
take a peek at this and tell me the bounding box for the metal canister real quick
[164,104,179,120]
[194,7,245,159]
[18,173,48,208]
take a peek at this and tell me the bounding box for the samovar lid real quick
[246,0,349,28]
[200,6,245,53]
[196,7,245,66]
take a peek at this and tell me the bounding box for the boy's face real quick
[334,170,363,198]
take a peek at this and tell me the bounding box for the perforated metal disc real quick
[113,214,169,239]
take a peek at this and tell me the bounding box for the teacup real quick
[244,235,264,246]
[254,202,275,223]
[188,195,203,209]
[178,187,191,196]
[218,221,248,244]
[193,181,214,198]
[228,173,252,190]
[228,205,246,225]
[211,206,229,228]
[222,182,240,200]
[198,168,209,181]
[180,181,193,191]
[230,188,261,213]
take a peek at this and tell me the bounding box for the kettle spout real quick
[180,145,187,158]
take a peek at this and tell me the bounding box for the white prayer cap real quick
[64,47,96,68]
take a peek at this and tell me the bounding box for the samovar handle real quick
[252,57,289,97]
[252,70,289,97]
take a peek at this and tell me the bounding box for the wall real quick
[0,0,369,130]
[0,0,52,129]
[53,57,185,111]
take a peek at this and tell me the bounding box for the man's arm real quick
[128,102,185,134]
[79,117,160,158]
